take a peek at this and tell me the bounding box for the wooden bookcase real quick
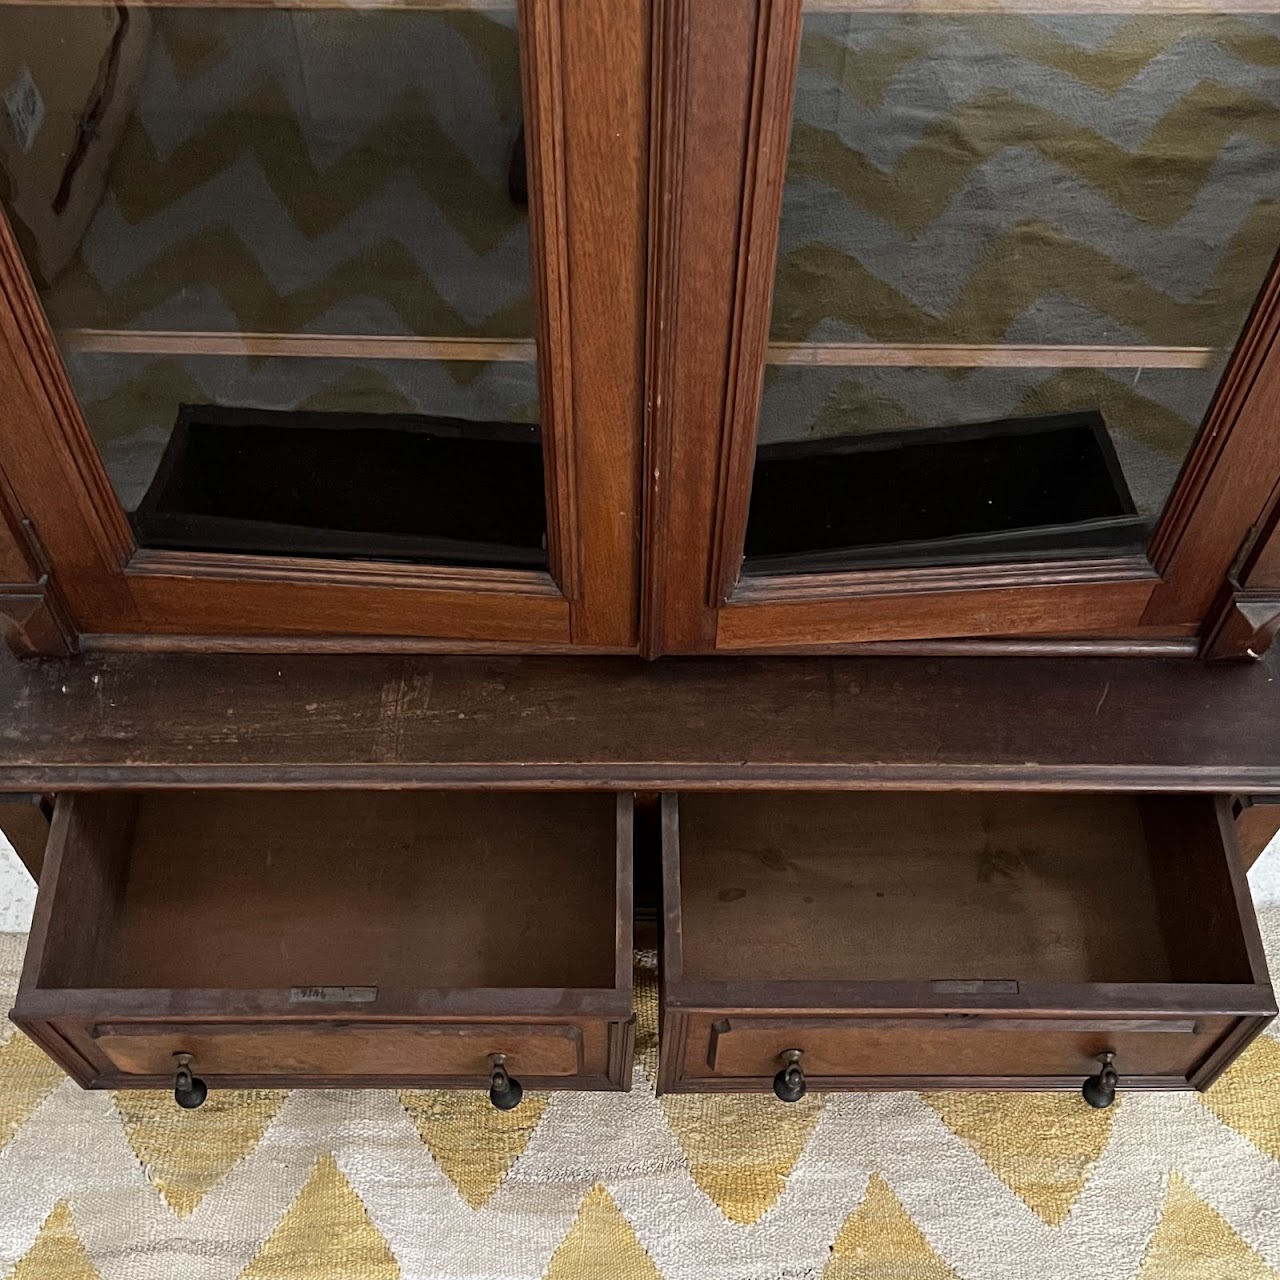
[2,0,1280,1111]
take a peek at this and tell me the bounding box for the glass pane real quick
[748,7,1280,573]
[0,2,544,568]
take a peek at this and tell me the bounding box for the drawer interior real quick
[675,792,1254,986]
[38,791,621,991]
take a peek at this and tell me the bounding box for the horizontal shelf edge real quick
[58,330,537,363]
[4,650,1280,789]
[764,343,1218,370]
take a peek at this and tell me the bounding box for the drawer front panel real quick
[695,1015,1237,1083]
[93,1022,585,1079]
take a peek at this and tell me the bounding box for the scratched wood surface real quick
[0,650,1279,789]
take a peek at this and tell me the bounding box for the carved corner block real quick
[0,580,76,658]
[1202,582,1280,660]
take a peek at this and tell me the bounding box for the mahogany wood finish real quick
[658,792,1275,1095]
[763,343,1217,369]
[0,0,1278,654]
[1202,483,1280,658]
[1235,797,1280,870]
[0,471,76,659]
[57,331,540,363]
[0,0,647,653]
[4,649,1280,792]
[13,790,635,1092]
[641,0,1280,656]
[0,794,52,883]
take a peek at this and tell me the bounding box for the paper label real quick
[289,985,378,1004]
[931,979,1020,995]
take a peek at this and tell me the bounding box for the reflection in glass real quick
[748,9,1280,573]
[0,3,543,567]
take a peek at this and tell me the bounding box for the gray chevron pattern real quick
[765,12,1280,518]
[1,5,536,511]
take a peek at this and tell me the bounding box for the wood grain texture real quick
[15,788,635,1091]
[715,578,1157,648]
[764,343,1217,368]
[1202,590,1280,660]
[0,794,51,882]
[122,571,572,643]
[709,0,803,607]
[660,789,1274,1093]
[0,211,135,634]
[6,650,1280,790]
[642,0,756,655]
[0,1,646,651]
[91,1023,585,1078]
[699,1017,1233,1082]
[521,0,577,603]
[557,0,648,646]
[56,331,537,361]
[643,6,1280,652]
[732,554,1157,603]
[77,791,619,990]
[1236,798,1280,869]
[1148,251,1280,626]
[675,792,1187,984]
[1242,482,1280,588]
[0,587,76,658]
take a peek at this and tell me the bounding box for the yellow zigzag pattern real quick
[800,14,1280,107]
[98,81,520,255]
[1,902,1280,1280]
[772,203,1280,349]
[45,229,534,341]
[787,81,1280,238]
[3,1026,1280,1279]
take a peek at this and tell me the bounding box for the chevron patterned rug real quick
[0,880,1278,1280]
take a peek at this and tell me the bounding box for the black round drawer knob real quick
[773,1048,807,1103]
[1082,1052,1118,1109]
[173,1053,208,1110]
[488,1055,524,1111]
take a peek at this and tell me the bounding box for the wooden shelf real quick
[58,332,1214,371]
[1,648,1280,791]
[764,343,1217,370]
[58,330,536,363]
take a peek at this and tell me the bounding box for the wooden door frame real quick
[0,0,648,655]
[643,0,1280,658]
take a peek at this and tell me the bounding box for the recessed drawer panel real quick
[660,791,1276,1097]
[92,1022,584,1079]
[701,1016,1231,1083]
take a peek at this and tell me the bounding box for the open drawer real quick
[658,792,1275,1103]
[13,790,634,1107]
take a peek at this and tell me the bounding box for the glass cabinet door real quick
[0,0,646,648]
[646,0,1280,654]
[750,4,1280,573]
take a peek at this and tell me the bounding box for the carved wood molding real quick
[1202,579,1280,660]
[0,582,76,658]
